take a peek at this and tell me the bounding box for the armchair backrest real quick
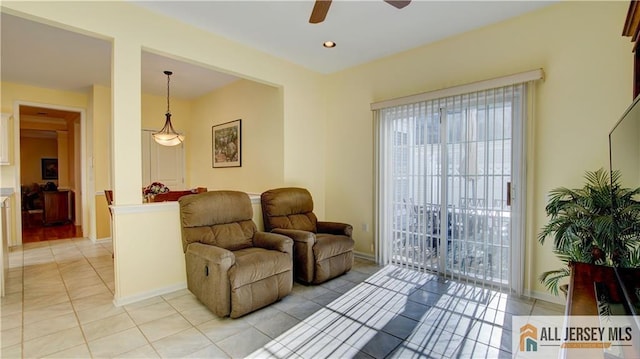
[179,191,256,252]
[261,187,318,233]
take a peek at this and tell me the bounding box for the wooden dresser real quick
[567,262,640,316]
[43,190,73,225]
[565,262,640,358]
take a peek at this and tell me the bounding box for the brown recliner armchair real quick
[179,190,293,318]
[261,187,354,285]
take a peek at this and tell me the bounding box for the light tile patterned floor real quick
[1,238,565,358]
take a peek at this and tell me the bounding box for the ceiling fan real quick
[309,0,411,24]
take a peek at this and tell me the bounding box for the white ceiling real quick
[134,0,554,74]
[1,1,554,100]
[0,12,239,100]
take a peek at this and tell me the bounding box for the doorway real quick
[17,104,84,244]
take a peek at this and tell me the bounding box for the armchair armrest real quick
[186,242,236,269]
[317,221,353,237]
[253,231,293,255]
[184,242,236,317]
[272,228,316,245]
[272,228,316,283]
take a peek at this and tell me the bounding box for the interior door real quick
[142,130,185,190]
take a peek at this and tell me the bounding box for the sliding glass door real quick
[378,84,526,290]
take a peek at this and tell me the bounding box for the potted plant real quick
[538,168,640,295]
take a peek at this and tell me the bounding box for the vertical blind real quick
[374,70,542,294]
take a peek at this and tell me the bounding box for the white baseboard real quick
[525,289,566,305]
[88,236,111,245]
[113,282,187,307]
[354,251,376,262]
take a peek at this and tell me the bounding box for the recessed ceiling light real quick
[323,41,336,48]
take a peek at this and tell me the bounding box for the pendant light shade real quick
[153,70,184,146]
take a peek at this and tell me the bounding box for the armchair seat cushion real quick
[314,234,355,261]
[230,247,291,288]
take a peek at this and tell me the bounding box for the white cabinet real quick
[0,113,11,165]
[141,130,185,189]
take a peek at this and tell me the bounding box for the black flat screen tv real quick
[609,94,640,189]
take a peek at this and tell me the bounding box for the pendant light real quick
[152,70,184,146]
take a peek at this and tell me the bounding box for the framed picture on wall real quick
[41,158,58,180]
[212,119,242,168]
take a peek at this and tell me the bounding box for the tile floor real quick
[0,237,565,358]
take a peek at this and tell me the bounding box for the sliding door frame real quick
[374,71,542,294]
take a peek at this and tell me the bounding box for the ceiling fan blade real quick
[309,0,332,24]
[384,0,411,9]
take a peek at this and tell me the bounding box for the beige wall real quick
[141,92,191,136]
[95,193,111,239]
[91,85,111,193]
[3,1,634,302]
[111,203,185,305]
[189,79,284,193]
[19,136,57,185]
[3,1,325,302]
[324,1,633,299]
[85,86,108,241]
[56,130,69,188]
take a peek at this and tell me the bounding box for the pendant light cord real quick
[166,72,171,114]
